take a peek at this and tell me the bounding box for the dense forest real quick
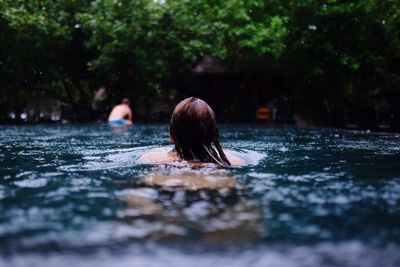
[1,0,399,130]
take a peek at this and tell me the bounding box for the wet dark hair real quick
[169,97,231,167]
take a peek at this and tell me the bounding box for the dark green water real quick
[0,124,399,267]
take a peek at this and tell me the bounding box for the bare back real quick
[138,150,245,166]
[108,104,132,122]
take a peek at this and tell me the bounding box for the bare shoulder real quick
[138,148,246,167]
[226,153,246,166]
[138,151,179,164]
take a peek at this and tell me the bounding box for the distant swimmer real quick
[139,97,245,167]
[108,98,133,126]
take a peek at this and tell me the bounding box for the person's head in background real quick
[122,98,130,106]
[169,97,231,167]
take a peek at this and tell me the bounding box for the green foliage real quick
[0,0,92,117]
[0,0,399,124]
[164,0,288,68]
[277,0,400,125]
[78,0,172,101]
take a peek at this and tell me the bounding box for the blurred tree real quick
[164,0,288,120]
[0,0,94,121]
[277,0,400,127]
[78,0,177,119]
[0,0,399,127]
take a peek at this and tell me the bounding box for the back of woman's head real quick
[169,97,231,167]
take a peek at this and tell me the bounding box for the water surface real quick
[0,124,399,266]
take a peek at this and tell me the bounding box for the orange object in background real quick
[256,107,271,121]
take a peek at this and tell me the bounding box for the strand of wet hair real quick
[175,141,231,167]
[202,144,231,167]
[214,141,231,167]
[202,144,223,166]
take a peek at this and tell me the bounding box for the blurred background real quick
[1,0,399,130]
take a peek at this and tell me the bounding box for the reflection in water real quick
[141,170,236,190]
[118,167,263,242]
[110,124,131,134]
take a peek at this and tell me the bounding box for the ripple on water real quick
[58,146,153,172]
[14,178,48,188]
[1,242,400,267]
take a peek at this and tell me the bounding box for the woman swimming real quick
[139,97,244,166]
[130,98,260,238]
